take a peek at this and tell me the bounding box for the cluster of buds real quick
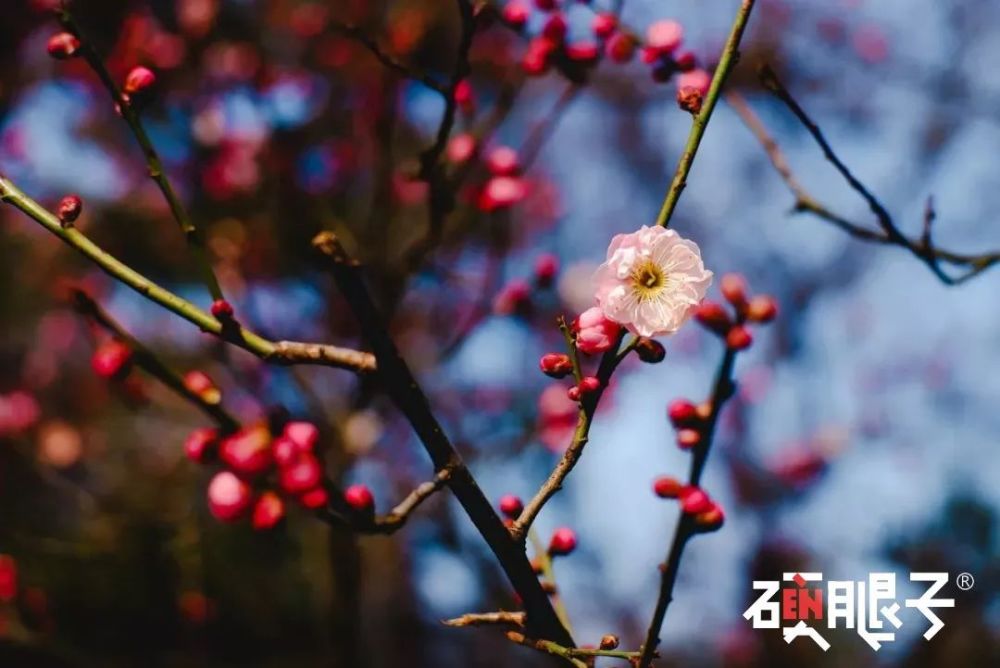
[652,477,724,531]
[471,144,529,212]
[693,273,777,351]
[185,419,329,530]
[492,253,560,315]
[667,398,710,451]
[503,1,603,76]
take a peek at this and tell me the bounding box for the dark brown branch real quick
[748,65,1000,285]
[330,21,447,95]
[311,231,573,647]
[636,347,738,667]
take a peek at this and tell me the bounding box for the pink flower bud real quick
[653,476,683,498]
[446,133,477,163]
[207,471,252,522]
[251,491,285,530]
[566,41,600,64]
[47,32,81,60]
[272,436,297,467]
[478,176,528,211]
[720,273,749,310]
[493,279,532,315]
[91,340,132,378]
[503,1,531,28]
[676,428,701,450]
[220,425,273,476]
[578,376,601,394]
[694,301,732,335]
[674,50,697,72]
[184,427,218,463]
[726,325,753,351]
[284,421,319,451]
[534,253,559,286]
[56,194,82,225]
[548,527,577,556]
[605,32,637,63]
[539,353,573,378]
[574,306,620,355]
[499,494,523,518]
[486,146,520,176]
[677,85,704,114]
[279,453,323,494]
[123,66,156,95]
[746,295,778,323]
[567,385,582,402]
[344,483,374,512]
[183,370,221,404]
[299,486,329,509]
[679,487,712,515]
[592,12,618,38]
[694,502,725,531]
[646,19,684,55]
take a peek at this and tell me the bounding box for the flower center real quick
[631,259,671,301]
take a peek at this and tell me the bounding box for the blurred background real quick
[0,0,998,666]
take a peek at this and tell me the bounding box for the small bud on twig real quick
[47,32,81,60]
[56,194,82,227]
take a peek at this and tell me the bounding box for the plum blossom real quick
[593,225,712,337]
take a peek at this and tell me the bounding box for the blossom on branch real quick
[593,226,712,337]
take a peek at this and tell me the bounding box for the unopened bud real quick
[746,295,778,323]
[56,194,82,226]
[539,353,573,378]
[600,634,620,650]
[123,66,156,95]
[635,337,666,363]
[47,32,80,59]
[652,476,683,499]
[694,301,732,335]
[726,325,753,351]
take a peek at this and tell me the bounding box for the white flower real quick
[593,225,712,337]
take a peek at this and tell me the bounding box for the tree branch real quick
[655,0,758,228]
[0,175,376,374]
[330,21,448,95]
[311,231,573,646]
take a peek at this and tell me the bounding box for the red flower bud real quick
[605,32,637,63]
[566,41,600,64]
[600,634,620,650]
[283,421,319,451]
[567,385,582,402]
[676,428,701,450]
[652,476,683,498]
[726,325,753,351]
[503,1,530,28]
[454,79,474,113]
[47,32,80,60]
[694,502,725,531]
[184,427,218,463]
[542,13,567,42]
[56,194,82,225]
[674,50,697,72]
[499,494,523,518]
[746,295,778,323]
[220,425,272,477]
[123,66,156,95]
[344,483,374,512]
[667,399,699,426]
[679,487,713,515]
[539,353,573,378]
[548,527,577,556]
[91,340,132,379]
[279,453,323,494]
[183,370,221,404]
[635,337,666,363]
[578,376,601,394]
[534,253,559,286]
[486,146,520,176]
[210,299,234,320]
[207,471,252,522]
[299,486,329,510]
[592,13,618,38]
[251,491,285,530]
[272,436,297,467]
[694,300,732,335]
[0,554,17,603]
[720,273,749,311]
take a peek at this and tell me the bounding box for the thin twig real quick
[505,631,644,666]
[369,467,453,533]
[636,347,738,668]
[442,611,526,628]
[72,290,240,432]
[311,231,573,647]
[754,64,1000,284]
[655,0,758,228]
[56,5,224,301]
[330,21,447,95]
[0,175,376,374]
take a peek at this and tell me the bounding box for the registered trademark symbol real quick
[956,572,975,591]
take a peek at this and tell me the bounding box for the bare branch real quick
[442,611,526,628]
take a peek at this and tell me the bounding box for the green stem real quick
[655,0,757,228]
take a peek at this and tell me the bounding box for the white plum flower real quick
[593,225,712,337]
